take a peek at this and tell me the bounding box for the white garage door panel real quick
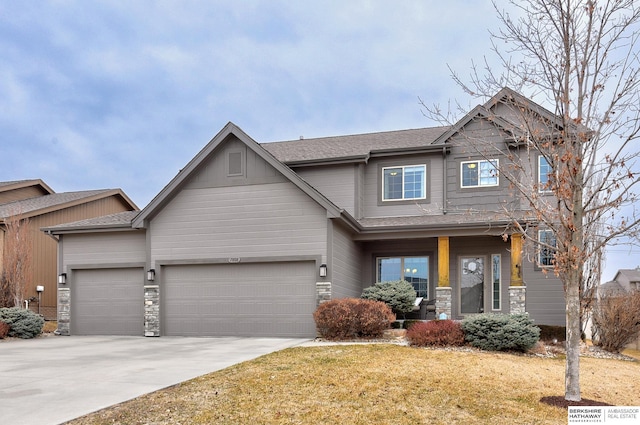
[73,268,144,336]
[163,262,316,337]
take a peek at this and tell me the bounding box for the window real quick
[538,229,557,267]
[382,165,426,201]
[377,256,429,298]
[491,254,501,311]
[538,155,552,192]
[461,159,499,188]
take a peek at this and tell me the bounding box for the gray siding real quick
[62,231,146,266]
[363,154,443,218]
[445,121,519,213]
[331,222,363,299]
[523,260,566,326]
[150,182,328,262]
[295,164,357,216]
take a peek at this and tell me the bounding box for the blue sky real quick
[0,1,636,279]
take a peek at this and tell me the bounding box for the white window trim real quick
[460,159,500,188]
[491,254,501,311]
[537,229,556,267]
[381,164,427,201]
[538,155,553,193]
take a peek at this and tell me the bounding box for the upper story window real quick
[382,165,426,201]
[461,159,499,188]
[538,155,552,192]
[538,229,557,267]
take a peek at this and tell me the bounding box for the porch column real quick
[436,236,452,319]
[510,233,526,314]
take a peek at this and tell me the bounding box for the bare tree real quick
[424,0,640,402]
[0,212,33,308]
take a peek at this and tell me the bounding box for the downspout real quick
[442,146,448,214]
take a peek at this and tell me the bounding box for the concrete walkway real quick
[0,335,307,425]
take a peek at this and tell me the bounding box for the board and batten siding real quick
[295,164,357,216]
[62,231,146,266]
[330,222,363,299]
[522,260,566,326]
[150,182,328,262]
[362,154,443,219]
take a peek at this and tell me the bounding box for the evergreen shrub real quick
[361,280,416,315]
[0,307,44,339]
[461,313,540,352]
[407,320,465,347]
[313,298,395,340]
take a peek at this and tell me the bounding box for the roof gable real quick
[0,189,138,221]
[132,122,345,228]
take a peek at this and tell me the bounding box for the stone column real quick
[57,287,70,336]
[509,286,526,315]
[144,285,160,337]
[316,282,331,306]
[435,286,452,319]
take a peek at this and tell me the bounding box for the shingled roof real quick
[42,210,140,232]
[0,189,134,219]
[262,126,449,164]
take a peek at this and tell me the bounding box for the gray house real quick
[44,88,566,337]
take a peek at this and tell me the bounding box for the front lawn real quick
[65,344,639,425]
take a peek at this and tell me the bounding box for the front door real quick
[460,256,485,314]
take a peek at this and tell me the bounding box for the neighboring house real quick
[44,88,566,337]
[0,179,138,319]
[594,268,640,350]
[599,268,640,296]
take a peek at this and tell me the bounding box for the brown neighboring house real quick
[0,179,138,319]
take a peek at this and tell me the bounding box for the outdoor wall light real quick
[147,269,156,281]
[58,273,67,285]
[319,264,327,278]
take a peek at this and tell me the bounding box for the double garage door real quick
[163,261,317,337]
[72,261,317,337]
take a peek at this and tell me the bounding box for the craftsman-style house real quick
[44,88,565,337]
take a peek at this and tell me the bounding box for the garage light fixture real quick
[58,273,67,285]
[147,269,156,281]
[319,264,327,278]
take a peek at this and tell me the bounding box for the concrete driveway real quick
[0,335,308,425]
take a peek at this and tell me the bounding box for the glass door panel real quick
[461,257,485,314]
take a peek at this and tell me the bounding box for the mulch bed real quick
[540,395,613,409]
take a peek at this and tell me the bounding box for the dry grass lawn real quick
[65,344,640,425]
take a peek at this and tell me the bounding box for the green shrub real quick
[0,321,9,339]
[313,298,395,340]
[461,313,540,352]
[407,320,465,347]
[361,280,416,315]
[0,307,44,339]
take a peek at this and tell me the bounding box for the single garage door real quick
[163,261,316,337]
[72,268,144,335]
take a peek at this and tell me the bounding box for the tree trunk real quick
[565,275,581,401]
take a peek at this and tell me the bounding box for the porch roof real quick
[353,212,531,238]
